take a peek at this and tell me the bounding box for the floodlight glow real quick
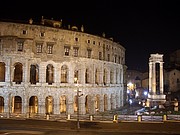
[144,91,148,96]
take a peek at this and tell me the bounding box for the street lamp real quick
[74,77,80,129]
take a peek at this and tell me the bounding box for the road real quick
[0,118,180,135]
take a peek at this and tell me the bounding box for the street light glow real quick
[144,91,148,96]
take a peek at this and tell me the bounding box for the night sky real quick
[1,0,180,72]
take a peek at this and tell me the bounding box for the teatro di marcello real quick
[0,17,126,118]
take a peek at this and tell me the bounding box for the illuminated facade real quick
[147,53,166,107]
[0,18,126,118]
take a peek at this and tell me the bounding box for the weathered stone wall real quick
[0,20,126,117]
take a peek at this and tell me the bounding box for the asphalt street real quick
[1,118,180,135]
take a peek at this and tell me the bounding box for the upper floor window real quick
[93,41,95,45]
[64,46,70,56]
[47,44,53,54]
[75,37,78,42]
[87,40,90,44]
[22,30,27,35]
[17,41,24,52]
[73,47,79,57]
[36,43,43,53]
[40,32,45,37]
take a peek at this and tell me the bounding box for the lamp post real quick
[74,77,80,129]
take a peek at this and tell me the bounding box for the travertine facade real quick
[0,18,126,118]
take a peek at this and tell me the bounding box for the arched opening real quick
[95,95,100,112]
[14,96,22,113]
[85,95,90,113]
[61,65,68,83]
[13,63,23,84]
[46,64,54,85]
[30,64,39,84]
[110,70,114,84]
[85,68,91,83]
[104,94,108,111]
[74,70,78,83]
[103,68,107,85]
[0,62,5,82]
[0,96,4,113]
[45,96,53,114]
[95,68,100,85]
[29,96,38,113]
[74,95,78,112]
[60,95,66,113]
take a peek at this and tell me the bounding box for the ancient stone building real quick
[147,53,166,107]
[0,18,126,118]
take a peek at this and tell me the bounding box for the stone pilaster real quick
[99,95,104,112]
[149,62,152,93]
[152,62,156,94]
[38,98,45,114]
[160,62,164,94]
[67,93,74,114]
[79,96,86,114]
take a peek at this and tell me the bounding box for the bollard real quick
[46,114,49,120]
[26,112,29,118]
[137,115,142,122]
[163,114,167,121]
[113,114,118,123]
[67,114,70,120]
[90,115,93,121]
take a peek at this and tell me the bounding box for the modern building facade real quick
[0,18,126,118]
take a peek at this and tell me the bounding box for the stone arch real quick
[0,62,5,82]
[30,64,39,84]
[73,95,78,112]
[46,64,54,85]
[13,62,23,84]
[85,68,92,84]
[110,69,114,84]
[95,68,100,85]
[0,96,4,113]
[13,96,22,113]
[61,65,68,83]
[60,95,66,113]
[85,95,91,113]
[116,68,120,84]
[45,96,53,114]
[104,94,108,111]
[103,68,108,85]
[116,68,119,84]
[74,70,79,83]
[29,96,38,113]
[95,94,100,112]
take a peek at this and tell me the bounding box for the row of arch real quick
[0,61,123,85]
[0,94,111,114]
